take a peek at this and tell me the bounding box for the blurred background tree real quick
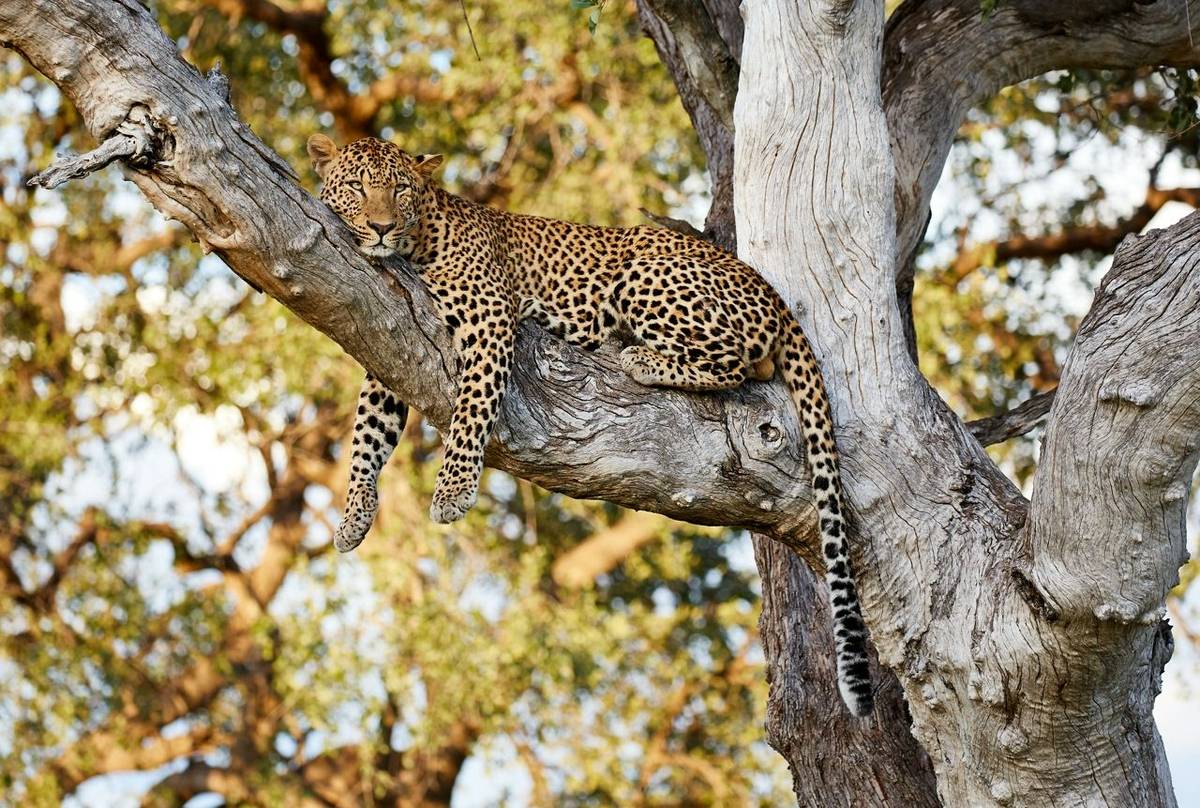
[0,0,1196,805]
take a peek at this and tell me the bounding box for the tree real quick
[2,0,1198,806]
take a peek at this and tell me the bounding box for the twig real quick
[27,105,161,189]
[967,389,1056,447]
[458,0,481,60]
[640,207,703,240]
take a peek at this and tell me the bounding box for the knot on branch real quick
[27,104,167,189]
[206,60,232,103]
[1098,379,1160,408]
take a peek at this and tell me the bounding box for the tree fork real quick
[735,0,1194,805]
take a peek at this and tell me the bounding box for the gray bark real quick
[735,1,1196,806]
[3,0,1199,806]
[635,2,942,803]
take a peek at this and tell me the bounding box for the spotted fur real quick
[334,372,406,552]
[308,134,874,716]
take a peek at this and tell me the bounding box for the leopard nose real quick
[366,221,392,238]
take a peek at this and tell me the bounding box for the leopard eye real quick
[348,180,364,193]
[393,187,410,199]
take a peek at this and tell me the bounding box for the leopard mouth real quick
[359,242,396,257]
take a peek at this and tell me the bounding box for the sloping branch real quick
[0,0,829,556]
[141,762,255,808]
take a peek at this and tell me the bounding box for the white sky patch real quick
[173,404,268,498]
[1159,649,1200,806]
[453,736,533,808]
[1144,200,1195,233]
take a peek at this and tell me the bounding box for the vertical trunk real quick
[755,539,938,807]
[636,2,940,802]
[734,1,1190,805]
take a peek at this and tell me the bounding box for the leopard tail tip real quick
[333,521,367,553]
[839,675,875,718]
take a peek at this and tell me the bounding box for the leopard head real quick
[306,134,444,257]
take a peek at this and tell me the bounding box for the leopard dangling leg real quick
[334,372,407,552]
[429,286,517,523]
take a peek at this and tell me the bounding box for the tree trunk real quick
[3,0,1199,805]
[733,1,1194,805]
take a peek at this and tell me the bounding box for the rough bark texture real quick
[635,1,943,803]
[735,1,1195,806]
[4,0,1199,805]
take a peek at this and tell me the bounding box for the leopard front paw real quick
[429,483,478,524]
[619,345,657,385]
[334,485,379,553]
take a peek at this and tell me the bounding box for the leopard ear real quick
[414,153,444,179]
[307,134,340,178]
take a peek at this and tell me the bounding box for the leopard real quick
[307,133,874,717]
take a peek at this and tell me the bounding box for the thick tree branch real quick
[0,0,831,559]
[1031,215,1200,621]
[140,761,309,808]
[57,725,223,788]
[753,539,939,808]
[296,719,480,806]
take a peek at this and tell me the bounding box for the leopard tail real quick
[777,314,874,717]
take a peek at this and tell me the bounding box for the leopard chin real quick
[360,243,396,257]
